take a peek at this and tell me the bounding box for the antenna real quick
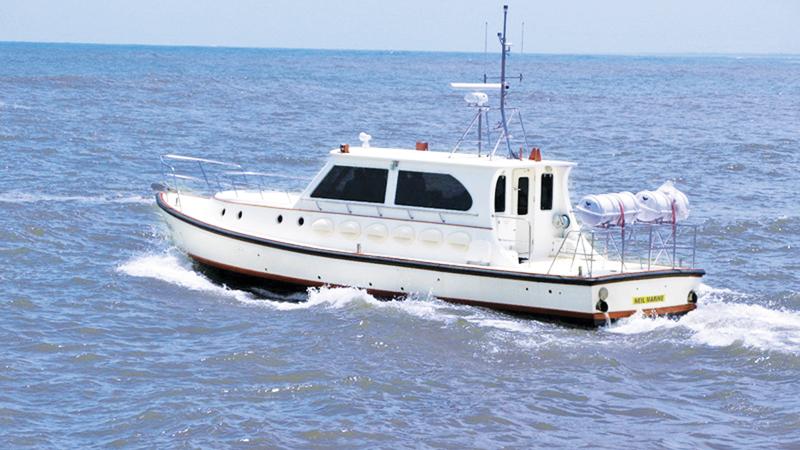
[483,21,488,83]
[450,5,528,159]
[521,21,525,54]
[484,21,488,54]
[498,5,516,159]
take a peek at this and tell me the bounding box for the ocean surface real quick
[1,42,799,448]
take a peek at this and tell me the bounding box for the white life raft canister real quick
[635,181,690,223]
[574,191,640,227]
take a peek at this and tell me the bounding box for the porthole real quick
[237,211,243,219]
[221,208,226,216]
[277,215,283,224]
[298,217,305,226]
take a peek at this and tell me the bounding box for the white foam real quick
[468,317,538,334]
[116,253,253,303]
[283,288,545,335]
[608,284,800,354]
[117,251,540,333]
[681,301,800,353]
[0,191,150,205]
[605,314,681,335]
[245,286,464,325]
[241,286,382,311]
[118,253,800,354]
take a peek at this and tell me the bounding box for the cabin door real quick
[511,168,533,259]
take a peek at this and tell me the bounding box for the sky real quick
[1,0,798,54]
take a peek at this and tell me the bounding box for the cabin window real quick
[311,165,388,203]
[494,175,506,212]
[540,173,553,210]
[516,177,529,215]
[395,171,473,211]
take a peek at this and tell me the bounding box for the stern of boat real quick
[585,271,702,325]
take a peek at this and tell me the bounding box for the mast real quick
[498,5,516,159]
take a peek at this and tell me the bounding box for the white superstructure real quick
[153,5,703,326]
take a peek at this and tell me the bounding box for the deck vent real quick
[359,132,372,148]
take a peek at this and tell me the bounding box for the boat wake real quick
[0,191,151,205]
[116,252,254,303]
[117,251,800,354]
[608,284,800,354]
[116,251,546,334]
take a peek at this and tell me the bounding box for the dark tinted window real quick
[517,177,529,215]
[494,175,506,212]
[540,173,553,210]
[311,166,388,203]
[395,171,472,211]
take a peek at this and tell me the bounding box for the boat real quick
[153,5,704,326]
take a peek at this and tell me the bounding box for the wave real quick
[608,284,800,354]
[117,252,800,354]
[116,252,254,303]
[115,251,544,334]
[0,191,151,205]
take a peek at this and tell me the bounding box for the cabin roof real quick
[329,147,576,169]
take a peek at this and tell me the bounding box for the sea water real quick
[1,42,799,448]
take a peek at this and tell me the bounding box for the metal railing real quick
[159,154,310,203]
[159,154,481,226]
[450,107,529,159]
[310,198,480,225]
[547,223,699,276]
[220,171,310,202]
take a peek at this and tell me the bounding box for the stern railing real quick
[548,223,699,277]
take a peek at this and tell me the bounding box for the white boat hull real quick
[157,192,702,326]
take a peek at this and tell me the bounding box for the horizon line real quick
[2,39,799,58]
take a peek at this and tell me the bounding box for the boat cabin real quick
[294,146,578,267]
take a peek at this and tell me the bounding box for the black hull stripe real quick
[156,193,705,286]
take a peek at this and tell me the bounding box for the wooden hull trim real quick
[189,253,697,327]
